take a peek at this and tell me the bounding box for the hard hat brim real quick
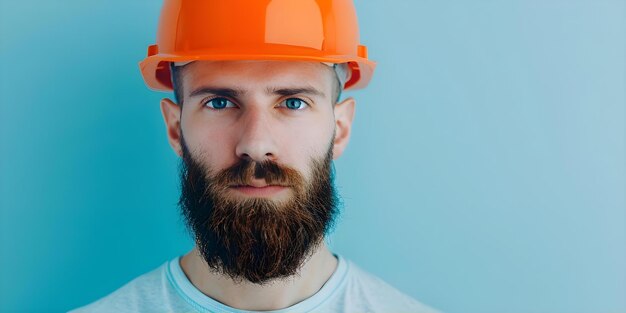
[139,49,375,92]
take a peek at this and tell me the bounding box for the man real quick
[71,1,439,312]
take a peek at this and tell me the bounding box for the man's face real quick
[178,60,338,197]
[160,60,356,284]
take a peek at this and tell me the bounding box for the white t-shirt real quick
[70,255,440,313]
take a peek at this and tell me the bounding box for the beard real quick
[177,135,339,285]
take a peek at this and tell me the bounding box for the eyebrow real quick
[187,85,326,100]
[266,86,326,99]
[188,87,244,99]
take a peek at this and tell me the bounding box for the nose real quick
[234,108,278,162]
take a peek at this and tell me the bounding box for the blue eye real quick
[205,97,235,109]
[283,98,307,110]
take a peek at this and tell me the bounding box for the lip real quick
[230,185,288,197]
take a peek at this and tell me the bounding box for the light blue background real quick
[1,1,624,312]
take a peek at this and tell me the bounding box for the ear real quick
[160,98,183,157]
[332,97,356,159]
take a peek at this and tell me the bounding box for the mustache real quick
[212,158,304,188]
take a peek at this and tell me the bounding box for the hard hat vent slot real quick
[147,44,159,57]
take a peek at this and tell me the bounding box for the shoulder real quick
[337,259,441,313]
[68,261,191,313]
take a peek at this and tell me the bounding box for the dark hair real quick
[170,63,342,106]
[170,63,186,106]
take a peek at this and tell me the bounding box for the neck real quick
[179,242,338,311]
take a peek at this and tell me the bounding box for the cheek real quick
[277,117,334,172]
[181,112,237,168]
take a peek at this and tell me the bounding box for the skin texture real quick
[160,60,356,310]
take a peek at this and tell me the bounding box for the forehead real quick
[180,60,335,94]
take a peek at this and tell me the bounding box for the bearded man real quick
[70,1,439,312]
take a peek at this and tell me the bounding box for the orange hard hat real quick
[139,0,376,92]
